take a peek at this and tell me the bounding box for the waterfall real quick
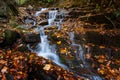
[69,32,102,80]
[34,8,48,17]
[70,32,85,63]
[27,7,103,79]
[48,10,57,25]
[34,8,68,69]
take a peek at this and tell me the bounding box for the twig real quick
[104,16,116,29]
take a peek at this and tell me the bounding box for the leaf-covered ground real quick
[0,49,84,80]
[0,5,120,80]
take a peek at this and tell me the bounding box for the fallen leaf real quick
[57,41,61,45]
[43,64,51,71]
[60,48,67,54]
[1,66,8,73]
[0,60,7,64]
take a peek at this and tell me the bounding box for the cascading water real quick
[70,32,85,64]
[48,10,57,25]
[34,8,48,17]
[34,8,68,69]
[27,7,103,80]
[70,32,102,80]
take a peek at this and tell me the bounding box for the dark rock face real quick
[38,20,48,26]
[0,29,20,47]
[85,31,120,47]
[23,33,40,43]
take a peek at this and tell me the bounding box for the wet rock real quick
[35,9,49,17]
[56,14,63,20]
[44,25,58,31]
[41,10,49,14]
[38,20,48,26]
[50,7,59,10]
[24,17,36,27]
[23,33,40,43]
[36,13,47,21]
[27,5,33,11]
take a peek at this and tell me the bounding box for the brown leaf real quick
[0,60,7,65]
[1,66,8,73]
[43,64,51,71]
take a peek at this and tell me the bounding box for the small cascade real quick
[34,8,68,69]
[34,8,48,17]
[69,32,102,80]
[27,7,103,79]
[70,32,85,64]
[48,10,57,25]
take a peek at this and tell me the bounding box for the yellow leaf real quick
[98,69,104,75]
[60,48,67,54]
[43,64,51,71]
[98,59,104,63]
[57,41,61,45]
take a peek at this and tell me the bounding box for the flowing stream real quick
[70,32,102,80]
[28,8,103,80]
[34,8,68,69]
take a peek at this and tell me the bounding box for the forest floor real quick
[0,5,120,80]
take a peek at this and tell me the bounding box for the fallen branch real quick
[104,16,116,29]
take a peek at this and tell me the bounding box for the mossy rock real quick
[0,29,20,46]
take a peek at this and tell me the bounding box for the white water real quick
[28,8,103,79]
[34,8,68,69]
[70,32,85,63]
[69,32,102,80]
[34,8,48,17]
[48,10,57,25]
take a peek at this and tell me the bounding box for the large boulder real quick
[0,29,20,47]
[23,33,40,43]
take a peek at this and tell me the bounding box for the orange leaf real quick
[60,48,67,54]
[1,66,8,73]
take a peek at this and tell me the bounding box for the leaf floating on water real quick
[43,64,51,71]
